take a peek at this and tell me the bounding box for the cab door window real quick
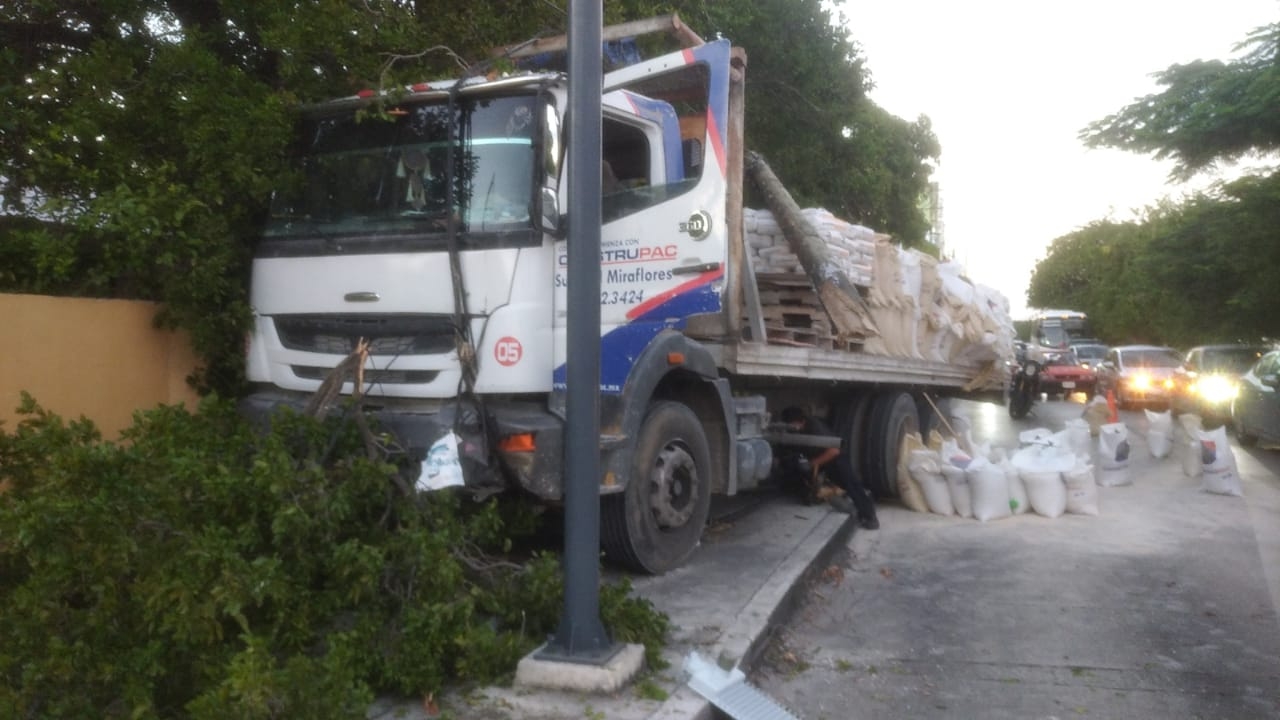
[599,62,710,223]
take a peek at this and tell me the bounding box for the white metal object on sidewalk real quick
[683,652,802,720]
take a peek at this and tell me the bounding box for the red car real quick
[1038,349,1096,400]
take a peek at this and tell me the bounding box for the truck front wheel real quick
[602,401,712,574]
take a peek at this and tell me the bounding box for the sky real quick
[836,0,1279,320]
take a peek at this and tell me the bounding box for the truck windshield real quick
[264,94,537,243]
[1036,315,1092,348]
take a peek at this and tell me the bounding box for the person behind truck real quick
[779,406,879,530]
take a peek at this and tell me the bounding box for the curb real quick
[647,511,855,719]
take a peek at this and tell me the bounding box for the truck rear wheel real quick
[864,392,920,499]
[836,393,875,474]
[602,401,712,574]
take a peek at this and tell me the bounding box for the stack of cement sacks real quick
[744,206,1015,367]
[744,207,875,287]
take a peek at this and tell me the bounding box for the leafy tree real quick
[1080,23,1280,180]
[1031,19,1280,344]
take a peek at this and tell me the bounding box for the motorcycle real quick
[1008,344,1044,419]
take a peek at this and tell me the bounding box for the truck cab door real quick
[552,40,733,395]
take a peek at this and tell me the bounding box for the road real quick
[752,397,1280,720]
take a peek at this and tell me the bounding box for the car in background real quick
[1070,342,1107,395]
[1233,349,1280,446]
[1095,345,1182,409]
[1039,348,1096,400]
[1070,342,1108,372]
[1172,344,1268,424]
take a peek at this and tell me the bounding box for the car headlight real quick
[1194,375,1237,404]
[1128,373,1151,391]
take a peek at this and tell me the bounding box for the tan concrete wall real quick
[1,293,203,438]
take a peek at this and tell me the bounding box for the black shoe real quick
[859,516,880,530]
[828,495,855,514]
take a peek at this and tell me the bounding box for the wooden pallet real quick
[749,273,865,352]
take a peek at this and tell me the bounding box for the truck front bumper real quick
[239,389,567,500]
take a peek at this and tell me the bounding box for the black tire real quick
[864,392,920,499]
[601,401,712,574]
[1008,382,1032,419]
[837,393,876,481]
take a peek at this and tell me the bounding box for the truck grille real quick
[273,314,457,356]
[290,366,440,384]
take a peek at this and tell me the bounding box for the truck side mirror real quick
[540,186,563,237]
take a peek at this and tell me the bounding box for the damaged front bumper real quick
[239,389,568,500]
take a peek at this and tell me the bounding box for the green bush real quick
[0,395,668,719]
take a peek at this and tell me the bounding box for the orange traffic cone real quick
[1105,389,1119,423]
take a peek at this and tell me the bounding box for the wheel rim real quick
[647,441,699,529]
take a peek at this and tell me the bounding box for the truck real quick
[242,15,1011,573]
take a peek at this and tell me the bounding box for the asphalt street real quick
[752,397,1280,720]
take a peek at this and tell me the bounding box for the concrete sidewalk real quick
[368,493,854,719]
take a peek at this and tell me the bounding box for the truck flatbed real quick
[711,341,1000,390]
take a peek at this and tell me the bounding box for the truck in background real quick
[1030,309,1094,349]
[242,15,1012,573]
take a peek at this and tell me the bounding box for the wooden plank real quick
[740,236,769,344]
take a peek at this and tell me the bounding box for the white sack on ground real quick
[1097,422,1132,487]
[1011,444,1072,518]
[909,449,953,516]
[1145,408,1174,435]
[1196,425,1243,496]
[940,438,974,471]
[1181,438,1204,479]
[1018,427,1055,447]
[1147,430,1172,459]
[1062,419,1093,458]
[968,457,1013,522]
[927,429,945,452]
[1001,458,1030,515]
[1145,409,1174,459]
[1022,470,1067,518]
[1097,422,1131,469]
[1064,462,1100,516]
[942,464,974,519]
[1010,443,1078,474]
[1175,413,1203,475]
[896,433,929,513]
